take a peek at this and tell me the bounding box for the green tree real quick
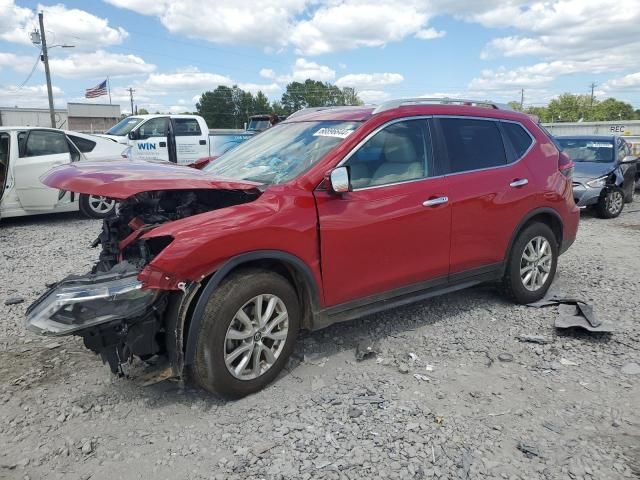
[341,87,364,106]
[138,107,149,115]
[526,106,550,122]
[196,86,235,128]
[280,79,363,114]
[547,93,593,122]
[507,101,523,112]
[591,98,635,121]
[253,91,271,114]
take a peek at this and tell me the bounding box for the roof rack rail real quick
[372,97,513,115]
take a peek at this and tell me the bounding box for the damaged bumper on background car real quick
[26,161,263,380]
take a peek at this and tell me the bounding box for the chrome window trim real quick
[337,115,434,192]
[433,115,537,177]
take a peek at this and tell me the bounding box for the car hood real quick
[573,162,615,182]
[94,134,128,144]
[41,160,263,199]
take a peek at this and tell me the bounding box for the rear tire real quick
[79,193,116,219]
[192,269,300,398]
[623,182,634,203]
[596,187,624,218]
[503,223,558,304]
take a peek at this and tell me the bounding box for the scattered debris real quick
[621,362,640,375]
[397,363,410,374]
[355,340,380,361]
[4,297,24,306]
[518,334,552,344]
[80,441,93,455]
[542,421,563,434]
[413,373,430,382]
[435,416,445,426]
[559,358,579,366]
[348,406,363,418]
[498,353,514,362]
[425,364,434,372]
[251,442,276,456]
[556,303,612,333]
[353,396,385,405]
[517,442,542,458]
[407,352,418,362]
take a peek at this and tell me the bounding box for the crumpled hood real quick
[572,161,616,182]
[40,160,262,199]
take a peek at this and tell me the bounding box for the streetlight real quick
[30,12,74,128]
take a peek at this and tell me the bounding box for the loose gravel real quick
[1,205,639,480]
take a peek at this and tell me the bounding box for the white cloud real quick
[262,58,336,84]
[1,1,127,49]
[105,0,443,55]
[237,82,281,95]
[48,50,155,79]
[358,90,391,103]
[105,0,305,47]
[603,72,640,91]
[335,73,404,89]
[0,51,36,73]
[259,68,276,80]
[415,28,446,40]
[143,68,233,92]
[0,84,64,108]
[290,1,433,55]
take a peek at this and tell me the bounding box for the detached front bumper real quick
[26,270,158,336]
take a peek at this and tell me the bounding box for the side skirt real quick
[311,262,504,330]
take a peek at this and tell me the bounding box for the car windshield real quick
[204,120,361,184]
[556,138,615,163]
[105,117,144,136]
[247,119,271,131]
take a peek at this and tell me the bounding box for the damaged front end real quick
[26,186,261,379]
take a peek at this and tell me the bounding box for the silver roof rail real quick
[372,97,513,115]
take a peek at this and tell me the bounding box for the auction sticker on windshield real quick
[313,127,355,139]
[586,143,613,148]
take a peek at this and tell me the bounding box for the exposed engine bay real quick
[27,187,261,378]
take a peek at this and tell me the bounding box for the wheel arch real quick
[183,250,321,366]
[505,207,564,264]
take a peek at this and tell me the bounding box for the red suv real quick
[27,99,579,397]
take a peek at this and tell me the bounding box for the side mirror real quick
[329,166,351,193]
[621,155,638,164]
[128,130,138,140]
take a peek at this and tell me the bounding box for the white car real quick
[0,127,127,220]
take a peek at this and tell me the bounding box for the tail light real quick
[558,152,574,178]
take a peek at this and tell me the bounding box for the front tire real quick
[79,193,116,219]
[596,187,624,218]
[503,223,558,304]
[192,269,300,398]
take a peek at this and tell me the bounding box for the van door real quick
[171,117,209,165]
[132,117,169,162]
[14,129,71,210]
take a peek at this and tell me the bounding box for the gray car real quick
[555,135,638,218]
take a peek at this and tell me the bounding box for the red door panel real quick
[447,161,536,273]
[315,177,451,307]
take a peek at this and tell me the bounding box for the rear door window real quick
[24,130,69,157]
[438,118,507,173]
[173,118,202,136]
[501,122,534,162]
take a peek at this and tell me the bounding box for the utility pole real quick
[520,88,524,111]
[38,12,56,128]
[127,88,135,115]
[589,81,597,107]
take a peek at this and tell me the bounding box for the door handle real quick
[159,142,167,147]
[199,140,207,145]
[510,178,528,188]
[422,196,449,207]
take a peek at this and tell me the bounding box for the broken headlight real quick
[26,273,158,336]
[586,175,609,188]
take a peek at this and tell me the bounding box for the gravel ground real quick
[1,204,639,480]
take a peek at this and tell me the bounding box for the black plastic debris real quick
[4,297,24,306]
[355,340,380,361]
[517,441,542,458]
[526,290,612,333]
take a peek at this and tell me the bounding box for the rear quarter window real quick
[68,135,96,153]
[501,122,534,162]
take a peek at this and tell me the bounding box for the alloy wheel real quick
[520,236,553,292]
[88,195,116,215]
[606,190,623,216]
[224,294,289,380]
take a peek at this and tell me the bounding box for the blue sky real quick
[1,0,639,114]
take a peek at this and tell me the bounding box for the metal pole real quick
[128,88,134,115]
[107,76,112,105]
[38,12,56,128]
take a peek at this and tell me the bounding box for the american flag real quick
[85,80,108,98]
